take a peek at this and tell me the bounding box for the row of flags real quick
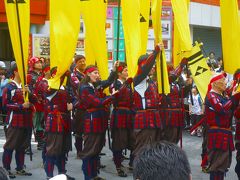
[4,0,240,101]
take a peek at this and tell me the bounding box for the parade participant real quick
[2,62,33,179]
[42,71,75,180]
[231,69,240,179]
[131,44,162,157]
[78,65,126,180]
[27,57,44,150]
[70,55,86,157]
[160,60,190,144]
[205,72,240,180]
[110,62,135,177]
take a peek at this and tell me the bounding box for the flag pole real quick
[15,0,32,161]
[116,0,121,61]
[15,0,27,86]
[160,50,165,94]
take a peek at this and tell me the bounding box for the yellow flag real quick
[173,0,191,68]
[4,0,29,91]
[48,0,81,89]
[84,30,96,66]
[220,0,240,74]
[80,0,109,81]
[139,0,151,54]
[152,0,170,94]
[182,42,212,99]
[121,0,141,77]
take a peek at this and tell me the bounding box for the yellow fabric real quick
[151,0,170,94]
[172,0,192,68]
[4,0,30,101]
[80,0,109,81]
[220,0,240,74]
[84,31,96,66]
[48,0,81,89]
[181,42,212,99]
[139,0,151,54]
[121,0,141,77]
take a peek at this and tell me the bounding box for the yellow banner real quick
[173,0,190,68]
[48,0,81,89]
[220,0,240,74]
[80,0,108,80]
[182,42,212,99]
[4,0,29,89]
[152,0,170,94]
[140,0,150,54]
[121,0,141,77]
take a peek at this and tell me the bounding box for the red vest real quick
[111,83,133,129]
[205,92,234,151]
[79,84,111,133]
[3,82,33,128]
[133,81,161,129]
[45,90,71,133]
[161,84,185,128]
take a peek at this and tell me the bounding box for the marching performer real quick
[160,60,190,144]
[70,55,86,157]
[78,65,126,180]
[132,44,162,157]
[41,71,75,180]
[110,62,135,177]
[205,72,240,180]
[2,62,33,178]
[27,57,45,150]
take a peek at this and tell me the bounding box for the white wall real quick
[189,2,221,28]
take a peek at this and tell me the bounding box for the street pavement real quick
[0,127,238,180]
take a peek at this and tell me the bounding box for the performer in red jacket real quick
[205,72,240,180]
[2,62,33,178]
[132,44,162,157]
[110,62,135,177]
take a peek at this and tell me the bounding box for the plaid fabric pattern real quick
[133,81,161,129]
[236,117,240,142]
[205,92,234,151]
[34,78,49,112]
[159,108,185,127]
[235,106,240,142]
[27,71,42,92]
[111,80,133,129]
[70,70,84,97]
[111,109,133,128]
[134,109,161,129]
[208,129,234,151]
[2,82,33,128]
[45,90,71,133]
[134,81,159,110]
[79,84,112,133]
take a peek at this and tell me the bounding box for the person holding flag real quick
[2,62,34,179]
[40,70,75,180]
[131,43,163,157]
[205,72,240,180]
[160,59,191,144]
